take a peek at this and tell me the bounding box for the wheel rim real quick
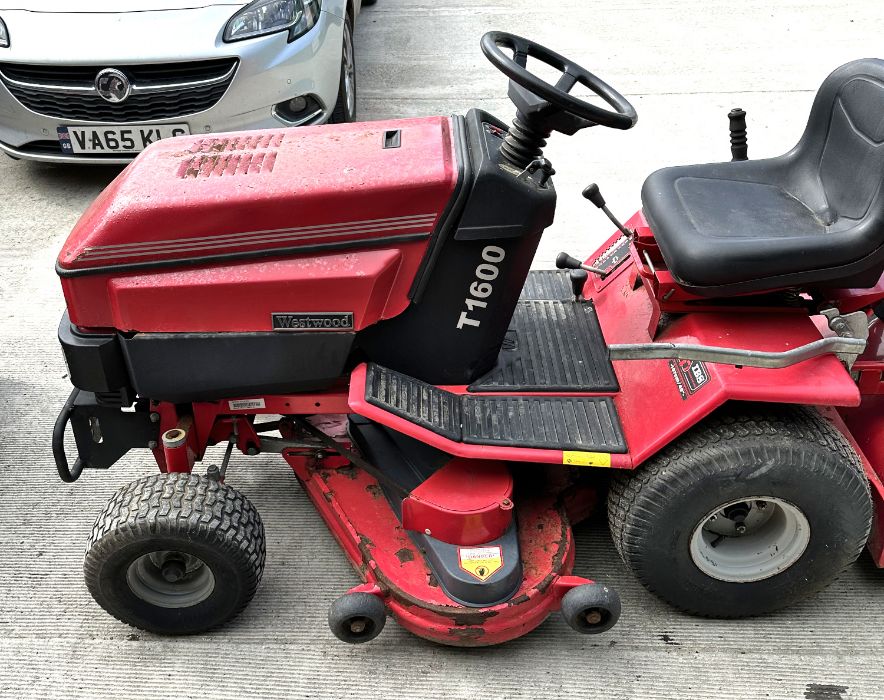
[126,551,216,608]
[342,22,356,117]
[689,497,810,583]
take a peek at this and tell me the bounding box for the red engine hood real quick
[58,117,458,273]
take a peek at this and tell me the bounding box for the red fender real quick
[590,235,861,467]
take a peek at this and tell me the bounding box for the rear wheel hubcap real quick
[689,497,810,582]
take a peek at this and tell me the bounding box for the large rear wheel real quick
[608,405,872,617]
[84,473,266,634]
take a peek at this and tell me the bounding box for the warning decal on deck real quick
[458,546,503,581]
[562,451,611,467]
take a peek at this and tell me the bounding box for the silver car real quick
[0,0,371,164]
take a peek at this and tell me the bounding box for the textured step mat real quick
[519,269,573,300]
[469,299,619,392]
[365,363,462,442]
[365,364,626,452]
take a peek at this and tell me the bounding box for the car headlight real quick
[223,0,322,43]
[0,17,9,48]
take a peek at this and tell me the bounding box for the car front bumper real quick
[0,8,345,164]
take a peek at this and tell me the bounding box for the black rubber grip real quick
[556,252,584,270]
[582,183,606,208]
[569,269,589,297]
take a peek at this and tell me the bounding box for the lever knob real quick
[556,251,584,270]
[569,269,589,300]
[582,183,606,208]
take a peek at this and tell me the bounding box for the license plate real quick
[57,124,190,154]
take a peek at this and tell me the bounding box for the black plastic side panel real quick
[58,312,131,394]
[453,115,556,242]
[357,108,557,386]
[121,331,353,402]
[69,391,158,469]
[348,416,451,508]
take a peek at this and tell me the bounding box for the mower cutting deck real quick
[52,33,883,645]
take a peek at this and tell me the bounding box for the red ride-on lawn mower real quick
[53,32,884,646]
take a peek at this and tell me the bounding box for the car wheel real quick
[607,404,872,617]
[329,14,356,123]
[84,473,266,634]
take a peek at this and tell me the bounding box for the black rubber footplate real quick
[365,364,626,453]
[365,363,462,442]
[469,299,619,393]
[519,269,572,300]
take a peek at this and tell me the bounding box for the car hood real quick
[0,2,246,11]
[0,4,260,63]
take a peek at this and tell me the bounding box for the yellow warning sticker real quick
[562,451,612,467]
[458,546,503,581]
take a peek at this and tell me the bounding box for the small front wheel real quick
[560,583,621,634]
[84,473,266,634]
[328,592,387,643]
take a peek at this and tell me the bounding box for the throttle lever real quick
[556,251,607,277]
[583,183,634,239]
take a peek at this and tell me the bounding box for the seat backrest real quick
[797,59,884,226]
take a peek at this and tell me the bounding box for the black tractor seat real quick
[642,58,884,297]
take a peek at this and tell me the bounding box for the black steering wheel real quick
[480,31,637,131]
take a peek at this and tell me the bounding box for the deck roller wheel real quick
[328,592,387,644]
[560,583,621,634]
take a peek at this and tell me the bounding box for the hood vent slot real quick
[178,133,283,178]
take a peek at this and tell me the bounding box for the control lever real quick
[556,251,607,277]
[525,158,555,187]
[569,269,589,302]
[583,183,634,239]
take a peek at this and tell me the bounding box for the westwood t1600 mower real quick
[53,32,883,646]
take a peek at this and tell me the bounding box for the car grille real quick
[0,59,238,123]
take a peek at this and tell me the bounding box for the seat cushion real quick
[641,161,883,296]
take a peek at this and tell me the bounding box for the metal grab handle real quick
[53,388,86,483]
[608,336,866,369]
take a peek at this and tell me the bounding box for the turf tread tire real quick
[607,404,872,617]
[85,473,265,634]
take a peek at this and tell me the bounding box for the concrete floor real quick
[1,1,883,698]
